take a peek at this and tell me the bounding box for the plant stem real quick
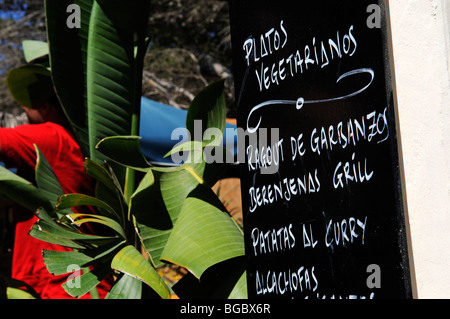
[124,26,150,211]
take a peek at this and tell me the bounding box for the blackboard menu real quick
[229,0,413,299]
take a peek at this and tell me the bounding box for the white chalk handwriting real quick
[246,68,375,133]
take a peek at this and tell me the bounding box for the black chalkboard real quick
[229,0,413,299]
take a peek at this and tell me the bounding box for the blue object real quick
[0,162,17,173]
[139,97,237,165]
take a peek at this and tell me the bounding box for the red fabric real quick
[0,122,112,299]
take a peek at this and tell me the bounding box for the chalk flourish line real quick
[246,68,375,133]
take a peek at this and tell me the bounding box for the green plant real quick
[1,0,246,299]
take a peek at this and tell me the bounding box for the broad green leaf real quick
[84,158,122,194]
[131,161,227,268]
[6,287,37,299]
[35,144,63,200]
[57,193,121,223]
[161,185,244,279]
[132,170,155,196]
[3,277,40,299]
[32,218,90,241]
[43,240,125,275]
[33,212,117,242]
[181,162,205,184]
[62,263,111,298]
[6,64,53,109]
[29,224,86,250]
[86,0,150,196]
[96,136,152,171]
[22,40,49,63]
[128,169,155,223]
[0,165,53,215]
[106,273,142,299]
[186,79,226,146]
[228,271,248,299]
[66,213,127,239]
[181,160,230,188]
[160,164,206,217]
[129,171,170,267]
[131,164,203,267]
[86,0,149,164]
[34,144,72,217]
[84,159,127,225]
[29,222,118,249]
[45,0,93,157]
[87,0,132,162]
[164,140,208,164]
[111,245,170,299]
